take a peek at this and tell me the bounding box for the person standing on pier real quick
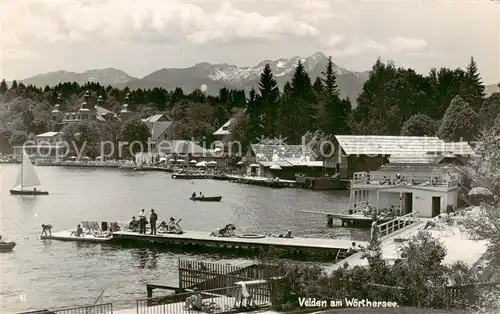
[150,209,158,235]
[138,209,146,234]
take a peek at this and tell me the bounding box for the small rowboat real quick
[0,242,16,251]
[190,196,222,202]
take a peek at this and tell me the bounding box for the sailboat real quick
[10,149,49,195]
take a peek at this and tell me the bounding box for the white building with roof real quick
[244,143,323,180]
[51,91,135,127]
[332,135,474,179]
[12,131,68,162]
[141,114,174,147]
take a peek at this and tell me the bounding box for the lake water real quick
[0,164,365,313]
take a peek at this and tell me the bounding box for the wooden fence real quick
[447,281,500,308]
[178,259,280,291]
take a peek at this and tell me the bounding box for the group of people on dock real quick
[128,210,183,235]
[349,202,399,220]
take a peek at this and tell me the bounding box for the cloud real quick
[323,35,344,47]
[333,39,389,57]
[387,37,428,52]
[2,1,319,53]
[293,1,348,23]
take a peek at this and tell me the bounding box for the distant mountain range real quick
[15,52,369,106]
[13,52,499,107]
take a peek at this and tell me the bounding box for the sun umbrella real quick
[468,187,493,196]
[190,160,197,164]
[176,159,185,163]
[195,162,207,167]
[168,159,175,162]
[159,157,167,162]
[237,161,244,165]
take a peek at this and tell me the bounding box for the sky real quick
[1,0,499,84]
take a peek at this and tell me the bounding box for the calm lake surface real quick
[0,164,366,313]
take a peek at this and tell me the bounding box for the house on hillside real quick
[244,144,323,180]
[213,118,233,140]
[51,91,134,128]
[141,114,175,149]
[331,135,474,179]
[13,131,67,162]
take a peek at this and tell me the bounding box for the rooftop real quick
[335,135,473,156]
[213,118,233,136]
[35,131,62,138]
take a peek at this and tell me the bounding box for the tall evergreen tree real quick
[279,61,315,143]
[312,77,323,95]
[257,64,280,138]
[0,79,8,94]
[461,56,485,111]
[245,88,263,143]
[315,56,350,135]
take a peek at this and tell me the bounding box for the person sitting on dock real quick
[41,224,53,236]
[268,229,293,238]
[191,192,196,199]
[128,216,138,231]
[347,242,359,255]
[166,217,183,233]
[70,224,84,237]
[199,192,204,198]
[185,288,202,311]
[211,224,236,237]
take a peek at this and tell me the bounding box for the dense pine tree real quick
[461,56,485,111]
[257,64,280,138]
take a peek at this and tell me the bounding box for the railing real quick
[16,303,114,314]
[378,211,420,239]
[178,259,280,291]
[447,281,500,308]
[137,283,272,314]
[352,171,459,188]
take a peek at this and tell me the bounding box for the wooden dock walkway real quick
[225,175,297,188]
[111,231,368,260]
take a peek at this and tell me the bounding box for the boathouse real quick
[350,167,460,218]
[244,144,323,180]
[332,135,474,179]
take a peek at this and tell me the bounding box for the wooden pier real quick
[225,175,297,188]
[111,230,368,260]
[171,173,213,179]
[299,210,394,228]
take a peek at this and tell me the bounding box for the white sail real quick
[14,149,41,189]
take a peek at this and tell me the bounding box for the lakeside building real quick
[141,114,175,150]
[51,91,135,128]
[350,167,460,218]
[136,140,227,166]
[12,131,68,162]
[330,135,474,179]
[244,144,323,180]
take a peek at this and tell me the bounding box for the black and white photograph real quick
[0,0,499,313]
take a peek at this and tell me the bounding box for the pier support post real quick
[327,215,334,227]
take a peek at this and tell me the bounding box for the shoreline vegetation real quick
[2,55,499,313]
